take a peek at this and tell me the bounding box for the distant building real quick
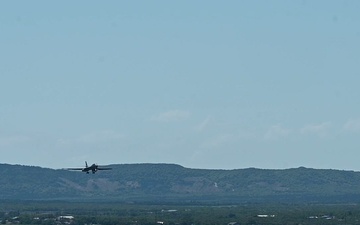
[228,222,239,225]
[257,214,275,218]
[58,216,74,220]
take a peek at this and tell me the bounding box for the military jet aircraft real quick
[66,161,112,174]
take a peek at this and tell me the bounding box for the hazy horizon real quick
[2,161,360,172]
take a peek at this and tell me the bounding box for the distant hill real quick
[1,163,360,203]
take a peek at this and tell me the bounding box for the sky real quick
[1,1,360,171]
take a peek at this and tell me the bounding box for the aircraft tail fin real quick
[85,161,88,167]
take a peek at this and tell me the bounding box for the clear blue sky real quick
[1,1,360,170]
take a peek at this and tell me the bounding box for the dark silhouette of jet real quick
[66,161,112,174]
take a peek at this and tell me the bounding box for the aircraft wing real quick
[65,168,83,171]
[97,167,112,170]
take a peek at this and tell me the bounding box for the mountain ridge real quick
[1,163,360,203]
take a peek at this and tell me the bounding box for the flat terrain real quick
[1,201,360,225]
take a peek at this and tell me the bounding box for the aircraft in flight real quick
[66,161,112,174]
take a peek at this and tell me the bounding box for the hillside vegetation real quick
[1,163,360,203]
